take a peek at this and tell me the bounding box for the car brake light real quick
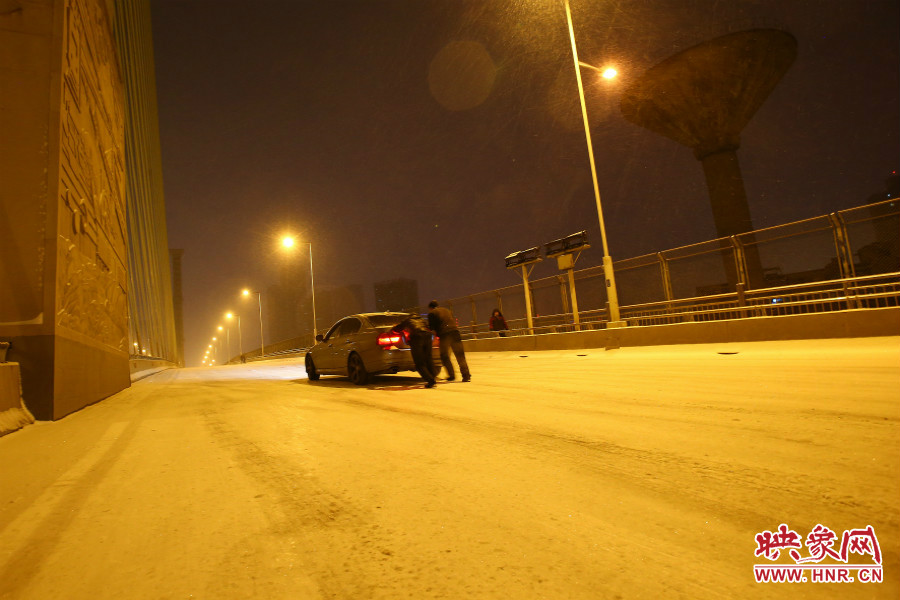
[377,332,402,348]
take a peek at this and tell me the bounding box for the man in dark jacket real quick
[392,314,437,388]
[427,300,471,382]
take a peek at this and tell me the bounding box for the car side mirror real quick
[315,334,324,343]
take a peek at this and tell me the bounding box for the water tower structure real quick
[620,29,797,287]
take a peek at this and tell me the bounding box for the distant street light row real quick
[203,2,622,366]
[200,235,317,366]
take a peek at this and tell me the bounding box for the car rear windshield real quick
[366,314,412,328]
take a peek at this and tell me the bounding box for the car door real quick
[314,320,344,371]
[328,317,362,371]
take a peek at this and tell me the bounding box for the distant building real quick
[865,169,900,205]
[266,282,310,345]
[266,254,312,344]
[374,278,419,312]
[317,285,365,328]
[860,170,900,276]
[265,284,290,345]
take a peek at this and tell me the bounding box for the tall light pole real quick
[563,0,625,327]
[282,235,318,340]
[242,289,265,357]
[226,312,243,359]
[217,325,228,363]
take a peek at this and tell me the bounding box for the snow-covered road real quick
[1,338,898,599]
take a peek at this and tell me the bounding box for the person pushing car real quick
[391,313,437,388]
[427,300,471,382]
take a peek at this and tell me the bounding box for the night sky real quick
[149,0,899,366]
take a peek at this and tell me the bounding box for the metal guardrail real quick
[245,347,310,362]
[245,272,899,357]
[454,272,900,339]
[427,199,899,337]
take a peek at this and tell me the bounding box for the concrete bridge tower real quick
[1,0,176,420]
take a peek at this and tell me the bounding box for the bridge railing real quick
[454,272,900,340]
[427,198,899,337]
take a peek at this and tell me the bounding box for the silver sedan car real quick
[304,312,440,385]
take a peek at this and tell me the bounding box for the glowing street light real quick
[565,0,624,326]
[577,61,618,81]
[241,288,266,358]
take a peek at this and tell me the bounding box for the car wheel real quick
[305,354,320,381]
[348,353,368,385]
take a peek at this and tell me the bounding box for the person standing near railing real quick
[489,308,509,337]
[427,300,471,382]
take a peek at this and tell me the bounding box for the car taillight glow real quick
[377,332,402,348]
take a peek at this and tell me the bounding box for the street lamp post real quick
[217,325,228,363]
[307,243,317,339]
[242,289,265,357]
[563,0,625,327]
[226,312,243,360]
[282,236,318,340]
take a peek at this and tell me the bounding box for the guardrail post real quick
[736,282,747,318]
[828,212,856,279]
[730,236,749,289]
[567,268,581,331]
[842,280,859,309]
[558,275,569,316]
[658,252,674,302]
[657,251,674,321]
[469,296,477,333]
[521,265,536,335]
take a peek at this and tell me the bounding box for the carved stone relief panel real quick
[56,0,127,352]
[0,1,54,325]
